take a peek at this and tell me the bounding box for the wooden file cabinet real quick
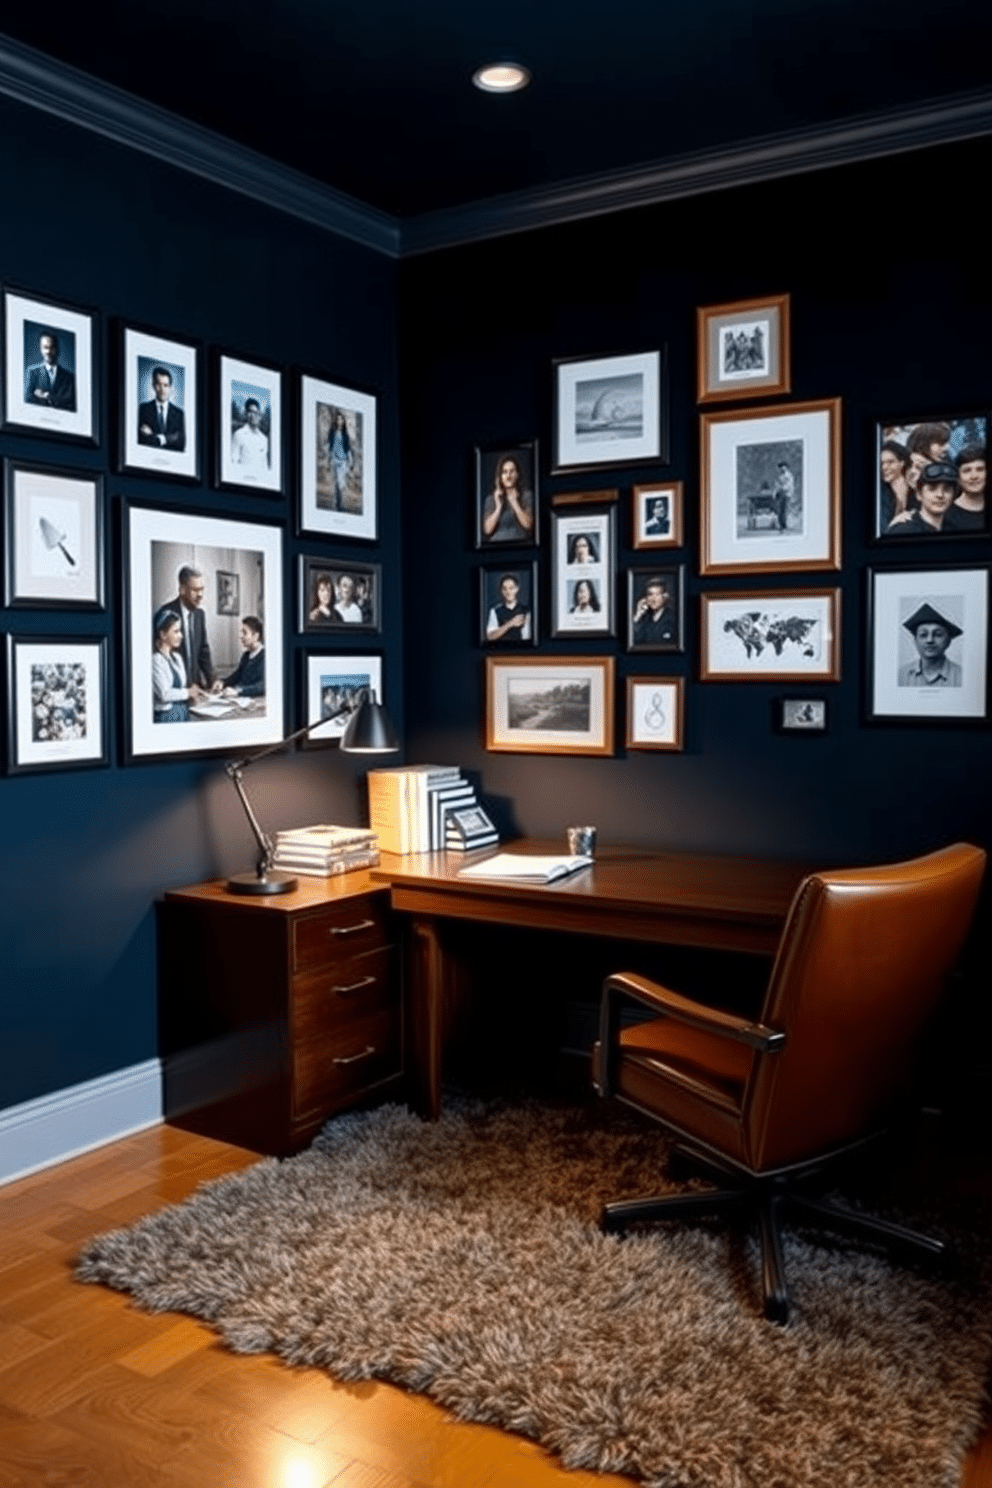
[158,872,405,1155]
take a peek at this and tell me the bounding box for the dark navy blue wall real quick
[0,95,401,1110]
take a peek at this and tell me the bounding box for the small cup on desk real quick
[567,825,597,858]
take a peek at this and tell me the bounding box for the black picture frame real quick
[479,561,538,647]
[865,564,989,725]
[774,698,828,734]
[552,348,668,475]
[299,555,381,635]
[117,321,201,482]
[625,564,685,653]
[214,348,285,496]
[4,458,105,610]
[1,284,99,445]
[874,410,988,542]
[302,651,383,748]
[5,634,110,775]
[475,440,539,549]
[299,370,378,542]
[550,504,616,639]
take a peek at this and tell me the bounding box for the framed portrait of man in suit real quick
[2,286,98,443]
[119,323,200,481]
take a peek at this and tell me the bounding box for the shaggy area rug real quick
[77,1098,992,1488]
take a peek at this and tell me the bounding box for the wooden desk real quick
[372,843,809,1119]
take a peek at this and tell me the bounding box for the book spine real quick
[274,847,381,875]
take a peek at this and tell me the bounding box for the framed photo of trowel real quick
[4,459,104,609]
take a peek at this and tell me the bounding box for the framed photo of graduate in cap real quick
[874,412,988,541]
[867,566,989,722]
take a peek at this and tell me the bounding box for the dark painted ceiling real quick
[4,1,992,217]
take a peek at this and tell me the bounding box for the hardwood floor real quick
[0,1124,989,1488]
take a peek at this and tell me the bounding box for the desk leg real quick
[407,917,446,1120]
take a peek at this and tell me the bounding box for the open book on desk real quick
[456,852,592,884]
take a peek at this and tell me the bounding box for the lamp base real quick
[226,870,299,896]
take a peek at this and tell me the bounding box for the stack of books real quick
[272,824,380,877]
[367,765,499,855]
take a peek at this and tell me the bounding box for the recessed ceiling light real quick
[472,62,531,94]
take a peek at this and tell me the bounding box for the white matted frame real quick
[216,350,284,495]
[3,287,97,443]
[4,460,104,609]
[867,565,988,723]
[553,349,666,474]
[300,372,378,541]
[701,398,841,576]
[626,676,684,751]
[701,588,841,682]
[6,635,109,774]
[551,506,615,638]
[119,324,199,481]
[697,294,790,405]
[303,653,383,748]
[486,655,614,756]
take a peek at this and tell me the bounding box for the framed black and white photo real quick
[626,565,685,653]
[123,503,283,762]
[632,481,683,550]
[475,440,538,548]
[553,349,667,474]
[299,373,377,541]
[303,653,383,747]
[874,411,987,541]
[626,676,684,751]
[119,324,199,481]
[776,698,828,734]
[4,460,103,609]
[5,635,109,774]
[701,588,841,682]
[479,561,537,646]
[2,287,97,443]
[697,294,791,405]
[486,655,614,756]
[299,556,381,635]
[700,398,841,576]
[551,506,615,638]
[867,566,988,723]
[216,351,284,495]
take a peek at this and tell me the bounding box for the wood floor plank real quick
[118,1317,218,1377]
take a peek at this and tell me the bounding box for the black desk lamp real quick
[225,689,398,897]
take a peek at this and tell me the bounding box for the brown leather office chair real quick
[593,843,986,1324]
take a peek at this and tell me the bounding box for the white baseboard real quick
[0,1059,163,1186]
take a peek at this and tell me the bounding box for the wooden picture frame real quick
[700,588,841,682]
[486,655,614,755]
[626,675,684,751]
[632,481,683,549]
[697,293,790,404]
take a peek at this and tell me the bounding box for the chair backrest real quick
[742,843,986,1172]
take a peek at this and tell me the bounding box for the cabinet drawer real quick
[292,895,390,973]
[293,946,396,1042]
[293,1006,402,1116]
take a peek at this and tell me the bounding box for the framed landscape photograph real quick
[700,398,841,576]
[626,675,684,751]
[700,588,841,682]
[486,655,615,756]
[123,503,284,761]
[4,460,103,609]
[2,286,97,443]
[480,561,537,646]
[697,293,791,404]
[299,372,377,541]
[874,411,987,541]
[632,481,683,550]
[626,565,685,653]
[216,351,284,495]
[475,440,538,548]
[5,635,108,775]
[303,653,383,747]
[553,348,667,473]
[867,565,988,723]
[119,324,199,481]
[550,506,615,638]
[299,556,381,635]
[776,698,828,734]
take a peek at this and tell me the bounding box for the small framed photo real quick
[123,503,284,762]
[701,588,841,682]
[626,676,684,751]
[299,373,377,542]
[299,556,381,635]
[480,562,537,646]
[553,348,667,474]
[119,324,199,481]
[867,566,988,723]
[216,351,284,495]
[874,411,988,540]
[626,565,685,653]
[5,636,109,774]
[2,286,97,443]
[551,506,615,638]
[475,441,539,548]
[486,655,614,756]
[303,653,383,747]
[632,481,683,549]
[4,460,104,609]
[700,398,841,576]
[776,698,828,734]
[697,294,790,404]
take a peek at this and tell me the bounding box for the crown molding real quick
[0,34,400,258]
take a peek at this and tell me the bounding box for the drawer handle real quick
[332,1044,376,1066]
[332,975,376,997]
[328,919,376,937]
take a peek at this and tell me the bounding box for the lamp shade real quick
[340,692,399,753]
